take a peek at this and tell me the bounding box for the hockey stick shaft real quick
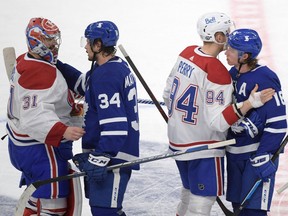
[118,44,168,122]
[137,98,165,106]
[119,44,234,216]
[234,134,288,216]
[277,182,288,194]
[15,139,235,215]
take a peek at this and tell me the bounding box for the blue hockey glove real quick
[83,152,111,182]
[72,152,89,171]
[250,153,277,182]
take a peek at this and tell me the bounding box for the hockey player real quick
[225,29,287,216]
[6,17,85,215]
[162,12,275,216]
[56,21,140,216]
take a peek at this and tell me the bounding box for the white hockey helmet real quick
[197,12,232,43]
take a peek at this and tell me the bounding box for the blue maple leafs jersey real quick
[227,65,287,160]
[57,57,140,169]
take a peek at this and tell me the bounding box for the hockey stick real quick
[15,139,235,216]
[118,44,234,216]
[3,47,16,80]
[118,44,168,122]
[233,134,288,216]
[137,98,165,106]
[277,182,288,194]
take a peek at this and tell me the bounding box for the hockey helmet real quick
[25,17,61,64]
[197,12,232,43]
[227,28,262,59]
[84,21,119,47]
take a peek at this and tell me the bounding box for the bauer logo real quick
[205,17,216,24]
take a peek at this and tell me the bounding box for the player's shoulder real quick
[253,65,278,78]
[17,53,57,89]
[97,56,130,79]
[252,65,281,87]
[180,46,231,85]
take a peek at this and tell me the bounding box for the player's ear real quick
[240,53,250,61]
[215,32,226,44]
[92,40,102,53]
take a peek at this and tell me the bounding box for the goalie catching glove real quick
[72,152,111,182]
[250,153,277,182]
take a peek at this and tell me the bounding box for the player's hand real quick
[63,126,85,141]
[250,153,277,182]
[84,152,110,182]
[248,84,275,108]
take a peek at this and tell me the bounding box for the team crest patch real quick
[198,184,205,190]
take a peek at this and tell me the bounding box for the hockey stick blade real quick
[3,47,16,80]
[15,139,235,215]
[234,134,288,216]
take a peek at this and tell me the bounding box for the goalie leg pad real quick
[65,168,83,216]
[24,196,67,216]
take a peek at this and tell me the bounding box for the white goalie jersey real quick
[7,53,75,147]
[163,46,239,160]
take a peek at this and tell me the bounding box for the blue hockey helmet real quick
[84,21,119,47]
[227,28,262,59]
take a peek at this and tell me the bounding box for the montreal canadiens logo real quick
[41,19,58,31]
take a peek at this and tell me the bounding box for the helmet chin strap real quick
[90,52,97,72]
[236,59,244,78]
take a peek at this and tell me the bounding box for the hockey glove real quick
[84,152,111,182]
[250,153,277,182]
[72,152,90,171]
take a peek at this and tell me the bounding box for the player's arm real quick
[233,84,275,117]
[250,101,286,181]
[56,60,86,96]
[163,63,178,108]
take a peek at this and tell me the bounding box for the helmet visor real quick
[80,36,88,48]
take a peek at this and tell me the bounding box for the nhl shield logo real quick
[198,184,205,190]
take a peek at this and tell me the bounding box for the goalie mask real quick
[26,17,61,64]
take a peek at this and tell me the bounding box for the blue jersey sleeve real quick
[56,60,87,96]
